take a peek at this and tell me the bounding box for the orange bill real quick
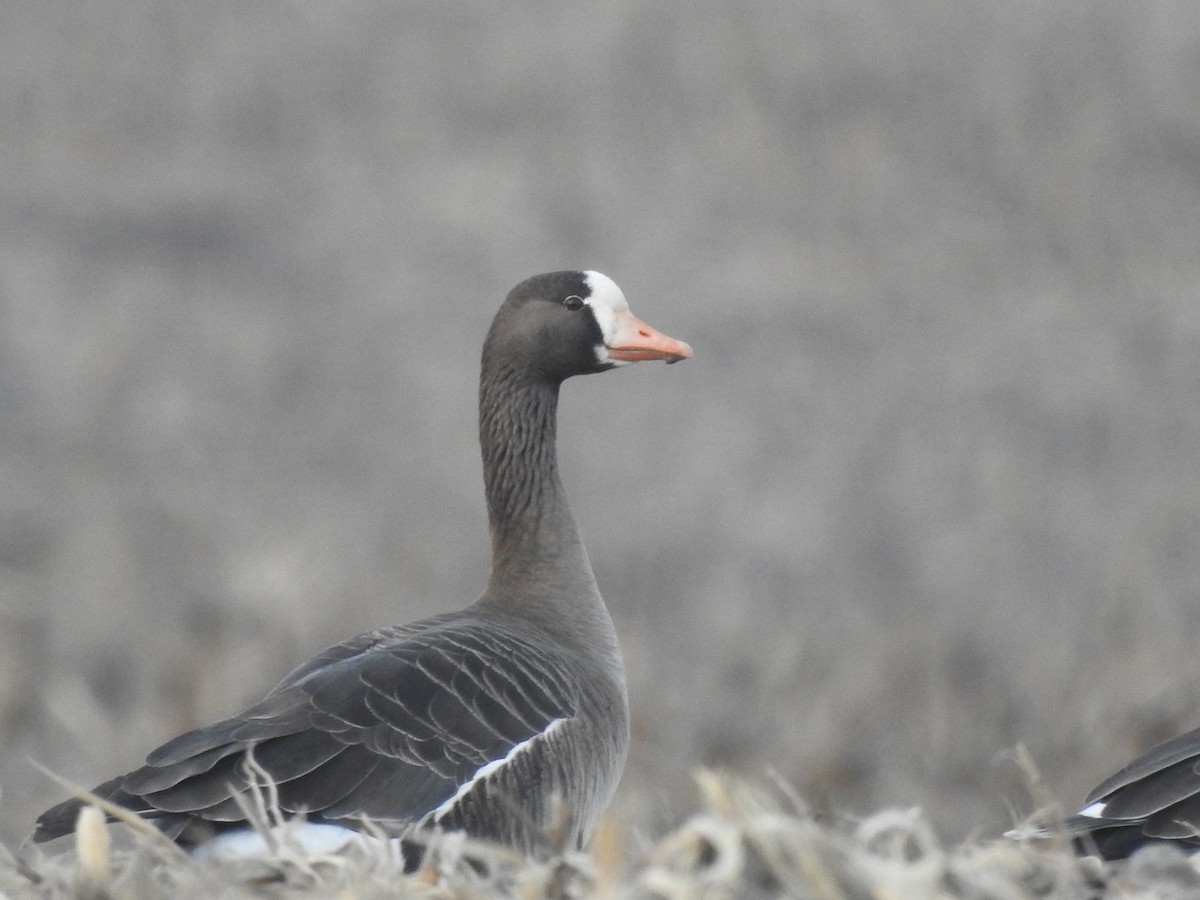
[606,309,693,364]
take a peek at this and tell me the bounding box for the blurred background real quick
[4,0,1200,851]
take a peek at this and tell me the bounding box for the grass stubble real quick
[6,760,1200,900]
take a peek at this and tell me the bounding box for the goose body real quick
[1062,723,1200,858]
[33,271,692,858]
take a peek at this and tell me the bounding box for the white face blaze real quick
[582,270,633,367]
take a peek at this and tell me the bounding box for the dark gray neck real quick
[476,365,604,624]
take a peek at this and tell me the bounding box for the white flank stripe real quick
[1077,801,1107,819]
[432,717,569,822]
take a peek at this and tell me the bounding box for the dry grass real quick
[8,770,1199,899]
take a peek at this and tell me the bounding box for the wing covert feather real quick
[78,619,580,835]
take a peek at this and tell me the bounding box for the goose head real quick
[485,271,693,384]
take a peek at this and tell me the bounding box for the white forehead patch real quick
[582,271,631,365]
[583,271,629,314]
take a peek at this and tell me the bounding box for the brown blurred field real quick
[3,0,1200,855]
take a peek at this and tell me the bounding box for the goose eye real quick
[563,295,585,312]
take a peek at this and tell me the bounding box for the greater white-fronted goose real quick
[1062,723,1200,858]
[33,270,692,860]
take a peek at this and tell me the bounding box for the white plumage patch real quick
[582,271,631,367]
[431,717,569,822]
[582,271,629,317]
[194,821,363,861]
[1077,801,1108,819]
